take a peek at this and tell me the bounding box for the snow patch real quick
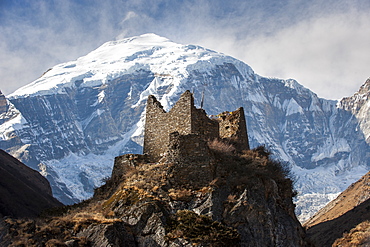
[44,152,113,200]
[0,107,28,140]
[311,138,351,162]
[283,98,304,116]
[98,90,105,103]
[293,164,367,222]
[80,109,106,129]
[44,123,140,202]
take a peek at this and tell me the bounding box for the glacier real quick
[1,33,369,222]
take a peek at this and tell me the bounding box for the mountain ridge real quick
[0,33,369,221]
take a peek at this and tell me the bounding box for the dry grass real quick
[168,188,193,201]
[123,162,173,192]
[226,195,237,203]
[102,185,155,210]
[70,212,122,232]
[208,139,235,154]
[4,200,121,246]
[333,221,370,246]
[165,210,240,246]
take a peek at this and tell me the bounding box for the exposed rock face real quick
[339,78,370,143]
[0,149,62,218]
[76,222,136,247]
[305,171,370,246]
[0,91,8,114]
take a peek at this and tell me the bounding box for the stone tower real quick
[143,90,249,162]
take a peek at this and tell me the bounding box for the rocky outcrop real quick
[0,146,308,246]
[99,146,307,246]
[0,91,8,114]
[76,222,136,247]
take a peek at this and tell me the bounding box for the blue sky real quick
[1,0,370,99]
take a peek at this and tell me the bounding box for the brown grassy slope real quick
[305,171,370,246]
[304,171,370,229]
[305,198,370,247]
[333,221,370,246]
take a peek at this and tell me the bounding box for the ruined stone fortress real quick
[112,90,249,186]
[143,90,249,162]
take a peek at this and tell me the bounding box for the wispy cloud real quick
[234,10,370,99]
[0,0,369,99]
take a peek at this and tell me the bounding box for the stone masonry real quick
[110,90,250,188]
[143,90,249,162]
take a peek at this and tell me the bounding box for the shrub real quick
[208,139,235,154]
[168,188,192,201]
[165,210,240,246]
[333,221,370,246]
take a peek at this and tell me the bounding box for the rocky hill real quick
[339,78,370,143]
[0,144,308,246]
[0,149,62,218]
[0,34,369,221]
[304,171,370,246]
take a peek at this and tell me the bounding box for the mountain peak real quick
[9,33,234,99]
[113,33,171,45]
[358,77,370,95]
[96,33,175,53]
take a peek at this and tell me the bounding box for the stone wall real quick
[143,91,219,162]
[143,92,193,162]
[111,154,147,181]
[191,108,219,140]
[218,107,250,151]
[143,90,249,162]
[166,132,214,188]
[167,132,212,164]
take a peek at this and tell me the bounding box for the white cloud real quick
[169,3,370,99]
[0,0,369,100]
[235,11,370,99]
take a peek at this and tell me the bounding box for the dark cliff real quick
[0,149,62,219]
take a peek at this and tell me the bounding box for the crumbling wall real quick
[143,92,193,162]
[191,108,219,140]
[218,107,250,151]
[143,91,219,162]
[111,154,147,181]
[166,132,214,188]
[167,132,212,164]
[143,90,249,163]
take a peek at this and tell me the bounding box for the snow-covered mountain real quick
[0,34,369,221]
